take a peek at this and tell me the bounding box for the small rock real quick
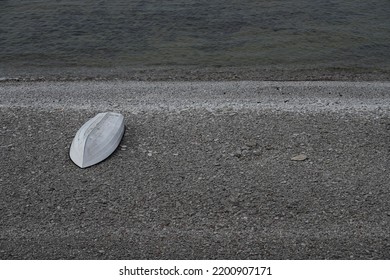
[233,151,242,158]
[291,154,308,161]
[245,141,257,148]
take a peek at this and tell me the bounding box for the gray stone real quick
[291,154,308,161]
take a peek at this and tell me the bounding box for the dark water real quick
[1,0,390,75]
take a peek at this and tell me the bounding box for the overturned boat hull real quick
[70,112,125,168]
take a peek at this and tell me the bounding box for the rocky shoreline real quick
[1,66,390,83]
[1,81,389,259]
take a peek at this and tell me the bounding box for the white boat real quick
[70,112,125,168]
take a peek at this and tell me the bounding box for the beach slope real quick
[1,81,389,259]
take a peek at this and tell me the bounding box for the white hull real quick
[70,112,125,168]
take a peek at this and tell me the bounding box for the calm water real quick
[1,0,390,73]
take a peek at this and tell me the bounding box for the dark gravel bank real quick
[1,81,389,259]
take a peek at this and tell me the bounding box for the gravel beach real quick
[1,81,389,259]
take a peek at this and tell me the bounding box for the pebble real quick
[233,150,242,158]
[245,141,257,148]
[291,154,308,161]
[175,201,182,208]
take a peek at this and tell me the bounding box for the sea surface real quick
[1,0,390,77]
